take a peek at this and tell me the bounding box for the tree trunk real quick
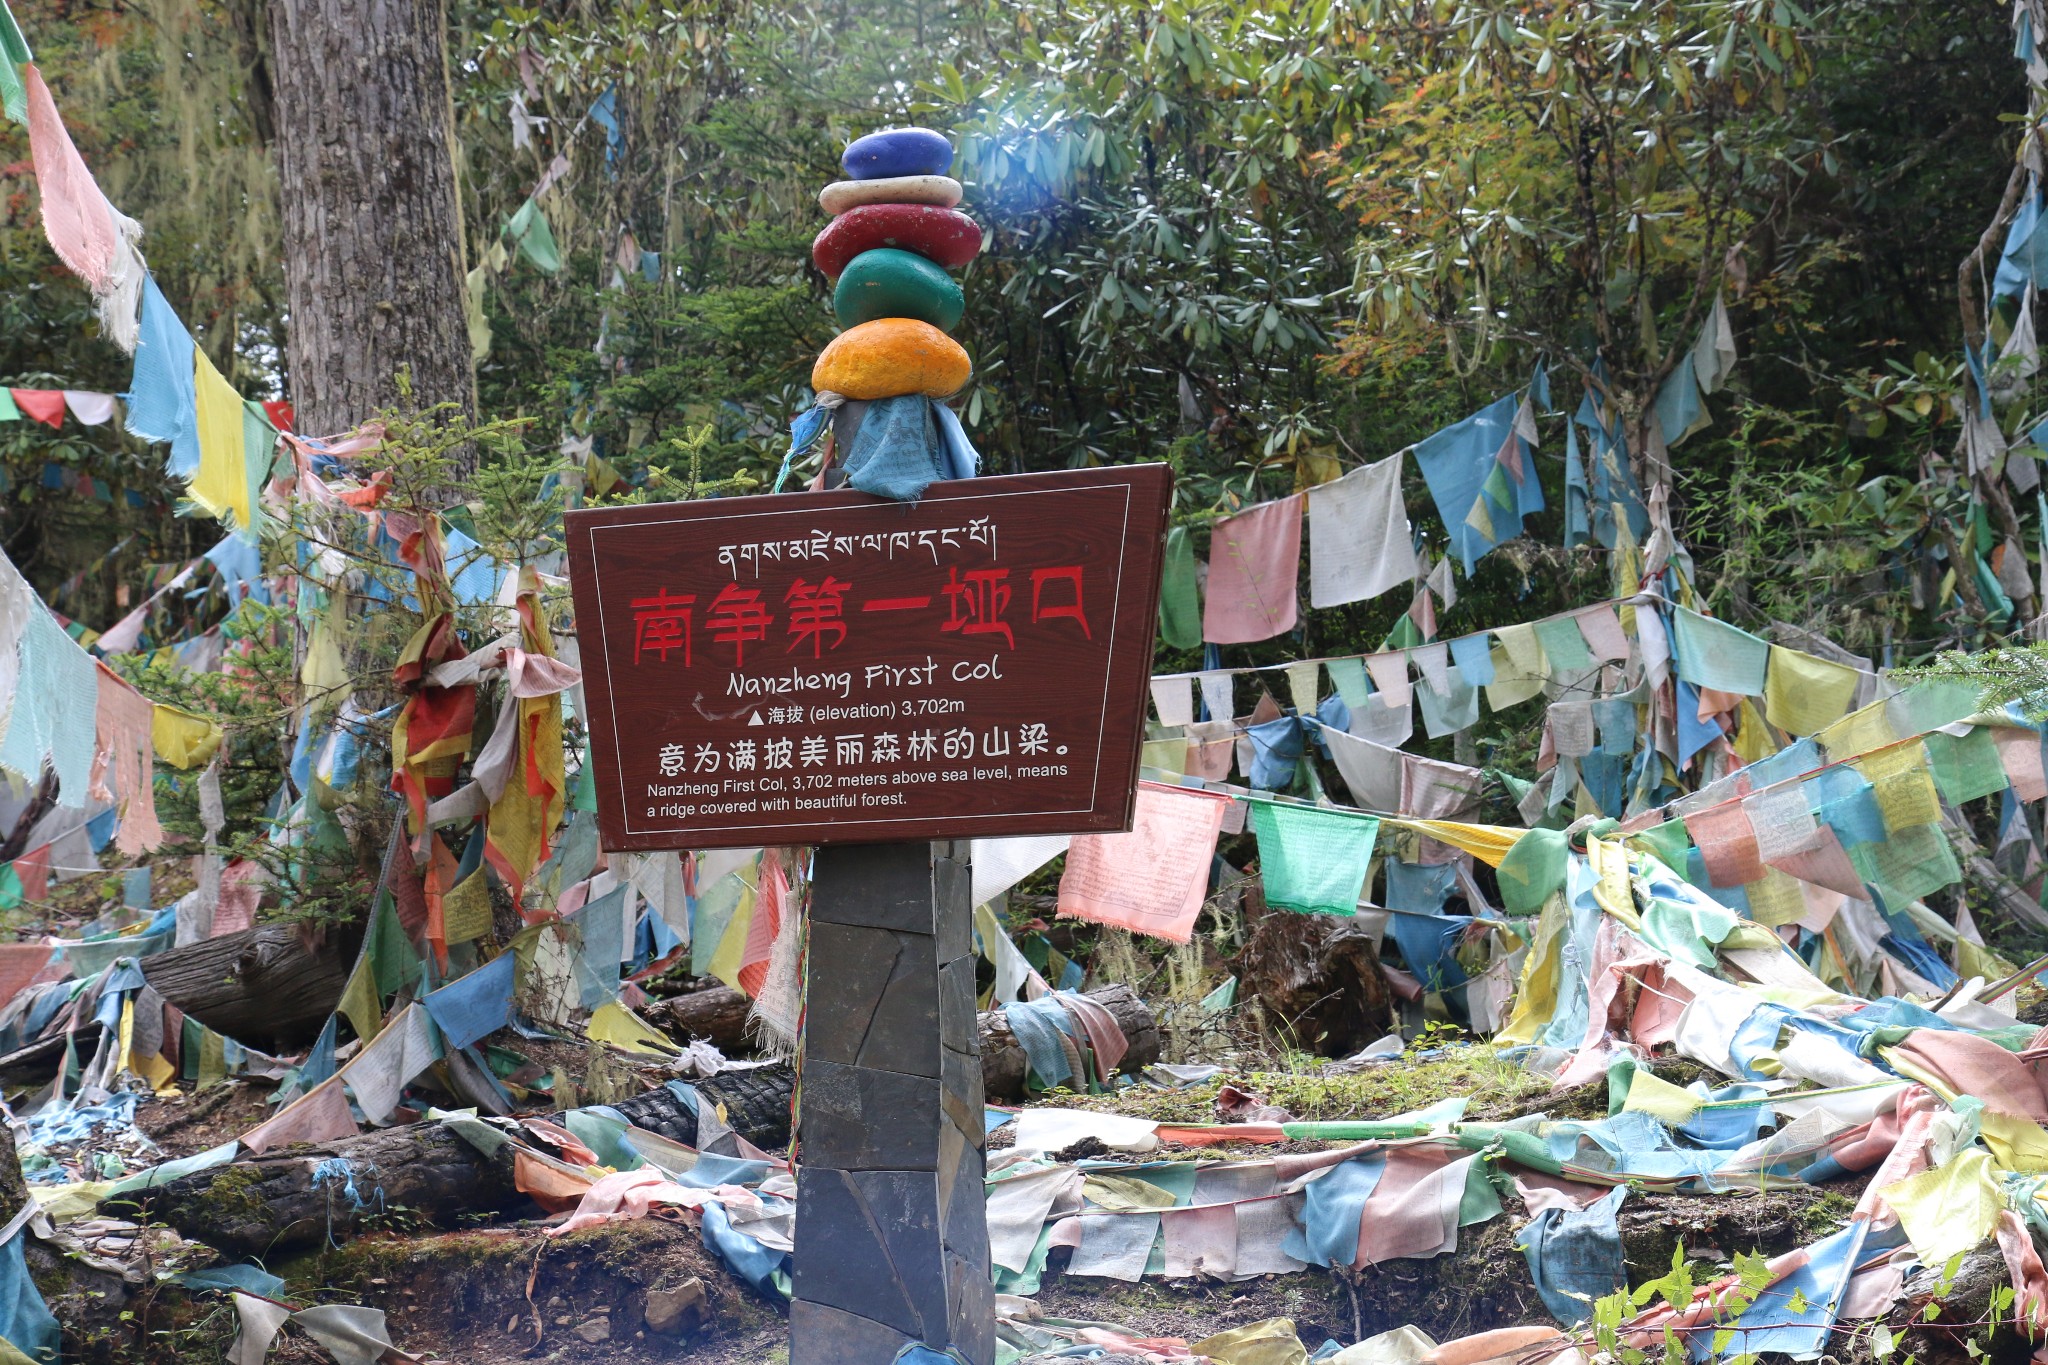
[646,983,1161,1101]
[976,983,1160,1100]
[140,925,353,1050]
[133,1122,518,1259]
[267,0,476,443]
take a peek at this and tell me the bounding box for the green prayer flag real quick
[1532,616,1592,673]
[0,61,24,127]
[506,199,562,274]
[1495,827,1568,915]
[1380,614,1423,651]
[0,3,34,65]
[1925,727,2007,804]
[571,747,598,812]
[363,889,422,997]
[0,864,18,911]
[0,388,20,423]
[1157,525,1201,651]
[1326,657,1370,709]
[1250,802,1378,914]
[1631,818,1692,877]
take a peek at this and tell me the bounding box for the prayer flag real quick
[1762,646,1860,737]
[1202,495,1303,644]
[1307,455,1418,607]
[1251,802,1378,914]
[1058,782,1230,943]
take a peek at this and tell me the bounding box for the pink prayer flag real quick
[1355,1146,1467,1267]
[24,65,117,294]
[1681,802,1762,887]
[1767,825,1864,899]
[1574,605,1631,663]
[1363,652,1412,710]
[1202,495,1302,644]
[241,1075,360,1155]
[10,389,64,429]
[1057,782,1230,943]
[211,860,262,937]
[12,845,50,902]
[0,945,54,1015]
[1997,728,2048,803]
[91,664,164,855]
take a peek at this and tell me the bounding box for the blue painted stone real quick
[842,127,954,181]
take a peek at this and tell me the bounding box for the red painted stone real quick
[813,204,983,279]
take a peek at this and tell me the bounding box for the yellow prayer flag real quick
[1762,646,1861,737]
[1814,702,1897,761]
[1393,820,1523,867]
[1880,1150,2002,1264]
[337,953,383,1044]
[1496,891,1568,1047]
[1981,1110,2048,1174]
[1855,741,1941,831]
[706,877,758,990]
[190,346,253,528]
[151,704,222,770]
[1623,1068,1702,1125]
[1743,868,1808,928]
[1733,699,1777,765]
[442,870,493,944]
[586,1000,677,1056]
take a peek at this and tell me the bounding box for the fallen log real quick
[649,983,1160,1100]
[141,926,353,1050]
[643,984,757,1049]
[978,983,1160,1100]
[133,1122,521,1259]
[135,1065,799,1255]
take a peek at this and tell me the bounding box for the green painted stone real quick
[832,248,965,332]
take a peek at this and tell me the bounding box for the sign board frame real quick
[564,464,1173,851]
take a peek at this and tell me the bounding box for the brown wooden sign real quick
[564,465,1173,850]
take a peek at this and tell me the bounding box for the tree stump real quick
[1237,913,1395,1056]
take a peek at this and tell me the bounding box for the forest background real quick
[0,0,2030,854]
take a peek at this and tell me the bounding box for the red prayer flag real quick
[10,389,66,428]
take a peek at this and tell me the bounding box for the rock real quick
[833,248,965,331]
[813,204,983,279]
[819,174,963,216]
[643,1277,708,1336]
[573,1318,612,1344]
[813,319,972,400]
[842,127,954,181]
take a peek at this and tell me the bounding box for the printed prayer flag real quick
[1762,646,1860,737]
[1411,393,1546,574]
[1057,782,1230,943]
[1307,455,1419,607]
[1671,606,1770,696]
[1202,495,1303,644]
[1250,802,1378,914]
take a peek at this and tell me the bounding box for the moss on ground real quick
[1038,1044,1590,1125]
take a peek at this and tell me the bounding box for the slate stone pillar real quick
[790,840,994,1365]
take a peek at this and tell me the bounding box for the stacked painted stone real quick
[811,127,981,401]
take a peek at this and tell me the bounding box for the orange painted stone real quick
[811,319,972,400]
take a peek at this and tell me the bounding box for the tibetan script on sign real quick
[565,465,1173,850]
